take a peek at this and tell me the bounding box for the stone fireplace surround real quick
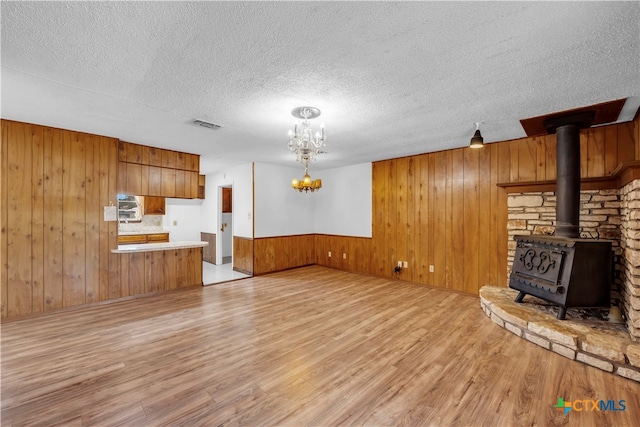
[503,181,639,342]
[480,175,640,382]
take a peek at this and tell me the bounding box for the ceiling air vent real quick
[193,119,221,130]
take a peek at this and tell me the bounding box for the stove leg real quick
[514,291,526,303]
[557,306,567,320]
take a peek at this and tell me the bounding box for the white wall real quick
[254,162,317,238]
[162,198,203,242]
[200,162,253,238]
[314,162,372,237]
[198,161,371,241]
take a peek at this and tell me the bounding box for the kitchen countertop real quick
[111,241,208,253]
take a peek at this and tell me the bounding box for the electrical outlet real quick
[429,265,435,273]
[247,212,251,220]
[397,261,402,268]
[403,261,408,268]
[343,253,346,259]
[328,251,332,258]
[173,220,178,226]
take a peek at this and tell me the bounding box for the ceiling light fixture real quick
[469,122,484,149]
[291,158,322,193]
[288,106,326,163]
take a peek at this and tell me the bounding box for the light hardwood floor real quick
[2,266,639,426]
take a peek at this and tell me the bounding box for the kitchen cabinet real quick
[117,141,199,198]
[118,232,169,245]
[222,187,232,212]
[144,196,165,215]
[198,175,206,199]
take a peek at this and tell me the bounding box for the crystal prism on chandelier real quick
[288,106,326,163]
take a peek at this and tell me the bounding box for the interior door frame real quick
[216,184,233,265]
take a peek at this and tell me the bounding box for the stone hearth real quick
[480,286,640,383]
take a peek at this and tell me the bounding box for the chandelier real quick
[288,106,326,163]
[287,106,326,193]
[291,158,322,192]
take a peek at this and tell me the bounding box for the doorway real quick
[216,185,233,266]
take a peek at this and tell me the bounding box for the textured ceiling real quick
[2,1,639,174]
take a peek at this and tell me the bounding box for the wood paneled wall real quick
[1,120,119,317]
[256,121,638,296]
[253,235,315,275]
[1,120,204,319]
[233,236,254,275]
[119,248,202,294]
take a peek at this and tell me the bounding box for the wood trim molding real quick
[497,160,640,193]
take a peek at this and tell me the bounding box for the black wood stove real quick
[509,111,613,319]
[510,235,611,319]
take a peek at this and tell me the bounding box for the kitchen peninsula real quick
[112,241,207,294]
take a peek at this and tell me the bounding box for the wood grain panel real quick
[161,167,176,197]
[397,157,409,280]
[162,150,177,169]
[127,253,145,295]
[535,136,547,181]
[617,121,636,164]
[190,248,203,286]
[544,134,556,181]
[62,131,87,308]
[85,135,99,304]
[253,235,314,275]
[604,125,620,175]
[175,169,186,198]
[145,251,164,293]
[6,121,33,316]
[450,149,464,292]
[431,151,448,288]
[233,236,254,275]
[176,248,187,287]
[125,142,142,164]
[126,162,142,195]
[517,138,537,182]
[43,128,64,310]
[586,127,605,177]
[1,120,8,317]
[31,126,45,313]
[149,147,162,167]
[2,120,120,318]
[416,155,429,284]
[148,166,162,196]
[371,161,388,277]
[190,171,199,199]
[99,137,113,302]
[165,250,178,290]
[107,137,120,302]
[463,147,479,294]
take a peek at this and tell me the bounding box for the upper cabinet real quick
[118,141,200,198]
[144,196,166,215]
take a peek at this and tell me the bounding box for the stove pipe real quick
[555,124,581,238]
[544,111,595,238]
